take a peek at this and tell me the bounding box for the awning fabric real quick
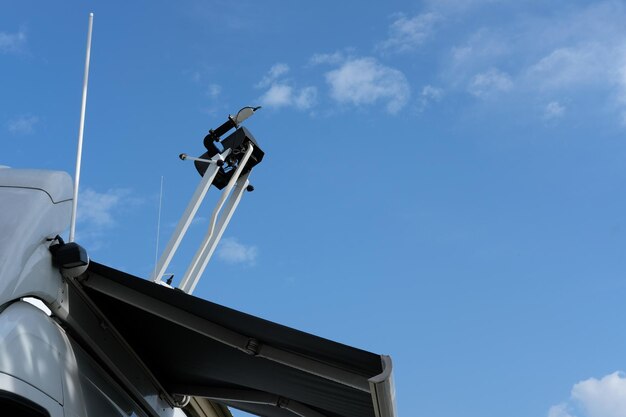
[82,262,395,417]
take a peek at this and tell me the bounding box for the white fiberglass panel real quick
[0,169,72,306]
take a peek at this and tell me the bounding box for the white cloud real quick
[256,63,317,111]
[518,11,626,120]
[310,52,345,65]
[548,371,626,417]
[217,237,258,265]
[78,188,132,227]
[260,84,292,107]
[449,29,509,75]
[572,372,626,417]
[74,188,141,250]
[0,30,26,54]
[256,63,290,88]
[422,85,443,100]
[419,85,443,110]
[443,29,517,96]
[434,1,626,122]
[548,404,576,417]
[294,86,317,109]
[7,115,38,135]
[377,12,440,53]
[325,57,410,114]
[207,83,221,99]
[259,83,317,110]
[544,101,565,119]
[202,83,226,116]
[526,44,609,90]
[468,68,513,97]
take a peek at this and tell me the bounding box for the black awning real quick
[82,262,396,417]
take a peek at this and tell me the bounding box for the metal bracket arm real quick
[178,144,254,294]
[152,150,230,283]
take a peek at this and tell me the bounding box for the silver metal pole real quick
[69,12,94,242]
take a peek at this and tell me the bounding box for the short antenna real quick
[69,12,94,242]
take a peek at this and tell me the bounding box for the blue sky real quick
[3,1,626,417]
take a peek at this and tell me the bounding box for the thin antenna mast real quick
[69,12,94,242]
[153,176,164,280]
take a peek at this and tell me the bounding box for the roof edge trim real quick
[368,356,397,417]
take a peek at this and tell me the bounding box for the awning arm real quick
[52,274,176,417]
[184,397,232,417]
[174,387,328,417]
[368,355,397,417]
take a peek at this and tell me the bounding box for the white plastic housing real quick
[0,169,72,307]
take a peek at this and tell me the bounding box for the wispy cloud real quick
[76,188,142,249]
[377,12,440,53]
[257,64,317,111]
[525,44,609,90]
[324,57,410,114]
[544,101,566,120]
[206,83,221,99]
[256,63,290,88]
[310,51,346,65]
[78,188,132,227]
[184,67,227,115]
[548,371,626,417]
[468,68,513,97]
[434,1,626,121]
[419,85,444,111]
[548,404,576,417]
[217,237,258,266]
[448,29,509,79]
[0,30,26,54]
[6,115,38,135]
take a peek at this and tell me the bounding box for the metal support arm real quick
[178,145,254,294]
[152,151,229,283]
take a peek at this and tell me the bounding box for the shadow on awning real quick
[82,262,397,417]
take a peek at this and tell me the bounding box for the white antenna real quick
[69,12,94,242]
[153,176,164,280]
